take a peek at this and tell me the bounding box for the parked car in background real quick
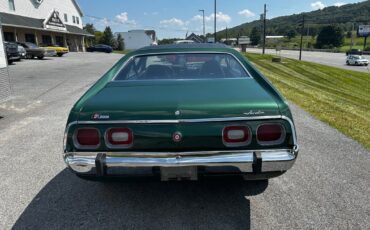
[4,42,20,64]
[174,40,195,44]
[17,44,26,59]
[346,55,369,66]
[86,44,113,53]
[40,44,69,57]
[63,44,299,182]
[346,49,363,56]
[18,42,56,59]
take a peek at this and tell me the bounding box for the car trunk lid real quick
[78,79,281,121]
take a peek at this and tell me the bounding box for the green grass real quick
[113,50,131,55]
[267,35,369,52]
[245,53,370,149]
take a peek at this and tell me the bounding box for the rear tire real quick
[346,61,350,65]
[37,55,44,60]
[7,60,13,65]
[57,53,64,57]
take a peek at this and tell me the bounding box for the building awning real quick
[0,12,93,37]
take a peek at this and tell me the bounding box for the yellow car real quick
[41,44,69,57]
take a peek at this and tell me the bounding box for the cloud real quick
[333,2,345,7]
[311,1,326,10]
[160,18,185,26]
[238,9,255,17]
[115,12,136,25]
[192,12,231,24]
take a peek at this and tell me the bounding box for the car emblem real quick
[91,113,110,120]
[175,110,181,116]
[244,110,265,116]
[172,132,182,142]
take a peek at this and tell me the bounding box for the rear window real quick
[114,53,250,81]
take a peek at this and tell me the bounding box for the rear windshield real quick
[114,53,250,81]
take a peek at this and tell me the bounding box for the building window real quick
[76,17,80,24]
[4,32,15,42]
[72,16,76,24]
[55,36,64,46]
[25,34,36,43]
[8,0,15,11]
[42,35,52,46]
[64,13,68,22]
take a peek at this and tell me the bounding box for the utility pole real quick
[299,14,305,61]
[262,4,267,54]
[199,10,205,42]
[214,0,217,43]
[350,23,354,50]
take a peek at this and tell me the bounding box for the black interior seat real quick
[200,60,225,78]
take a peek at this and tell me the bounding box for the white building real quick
[0,0,92,51]
[115,30,157,50]
[0,21,11,102]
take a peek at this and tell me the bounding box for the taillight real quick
[106,128,133,148]
[74,128,100,149]
[223,126,251,147]
[257,123,285,146]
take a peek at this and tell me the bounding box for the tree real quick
[346,31,352,38]
[116,33,124,51]
[83,23,96,46]
[83,23,96,35]
[94,31,104,44]
[315,25,344,49]
[250,27,261,46]
[286,29,297,40]
[101,26,114,47]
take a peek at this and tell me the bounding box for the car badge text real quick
[92,113,110,120]
[244,110,265,116]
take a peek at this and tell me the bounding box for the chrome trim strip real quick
[111,51,253,81]
[72,115,283,124]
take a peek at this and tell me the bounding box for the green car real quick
[63,44,299,181]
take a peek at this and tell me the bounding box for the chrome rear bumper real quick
[64,148,298,177]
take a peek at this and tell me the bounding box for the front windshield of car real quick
[25,43,38,48]
[114,53,249,81]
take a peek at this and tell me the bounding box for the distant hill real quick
[217,0,370,39]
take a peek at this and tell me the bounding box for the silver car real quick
[346,55,369,66]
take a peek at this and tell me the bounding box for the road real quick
[246,48,370,73]
[0,53,369,230]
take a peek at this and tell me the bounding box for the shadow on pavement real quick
[12,169,268,230]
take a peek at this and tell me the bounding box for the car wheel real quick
[8,60,13,65]
[355,62,358,65]
[57,53,63,57]
[346,61,349,65]
[37,55,44,60]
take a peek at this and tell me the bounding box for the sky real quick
[77,0,366,39]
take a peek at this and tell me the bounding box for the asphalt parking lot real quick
[0,53,369,230]
[247,48,370,73]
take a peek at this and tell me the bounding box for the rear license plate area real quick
[160,167,198,181]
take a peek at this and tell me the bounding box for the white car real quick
[346,55,369,66]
